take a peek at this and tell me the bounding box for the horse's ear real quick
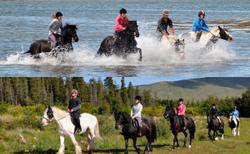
[218,26,222,30]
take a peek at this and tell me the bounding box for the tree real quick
[120,77,128,104]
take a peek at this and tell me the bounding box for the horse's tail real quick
[24,50,31,54]
[190,118,196,139]
[151,119,157,142]
[94,118,102,139]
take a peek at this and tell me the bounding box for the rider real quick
[131,95,143,136]
[48,11,63,48]
[68,89,82,134]
[192,10,209,42]
[114,8,129,46]
[230,106,240,124]
[157,9,175,39]
[209,104,222,127]
[176,98,186,130]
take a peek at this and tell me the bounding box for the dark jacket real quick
[157,17,173,34]
[68,97,81,117]
[210,107,219,117]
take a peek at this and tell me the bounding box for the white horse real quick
[42,106,101,154]
[180,26,233,49]
[229,116,240,136]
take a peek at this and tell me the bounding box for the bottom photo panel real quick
[0,77,250,154]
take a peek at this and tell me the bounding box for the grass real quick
[0,105,250,154]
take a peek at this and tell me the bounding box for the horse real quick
[25,24,79,56]
[229,116,240,136]
[114,112,157,154]
[163,106,196,149]
[161,35,185,53]
[41,106,101,154]
[207,114,224,141]
[97,21,142,61]
[180,26,233,50]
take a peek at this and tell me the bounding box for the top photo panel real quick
[0,0,249,80]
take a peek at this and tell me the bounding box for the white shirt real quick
[131,103,143,118]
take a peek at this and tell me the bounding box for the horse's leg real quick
[57,134,65,154]
[87,133,94,154]
[124,137,129,154]
[208,129,212,140]
[237,123,240,136]
[137,48,142,61]
[214,131,218,141]
[143,136,151,154]
[132,138,140,154]
[69,134,82,154]
[183,131,188,147]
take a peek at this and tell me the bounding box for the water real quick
[0,0,250,84]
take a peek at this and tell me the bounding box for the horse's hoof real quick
[188,145,191,149]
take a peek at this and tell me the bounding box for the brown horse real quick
[114,112,156,154]
[207,114,224,140]
[25,24,79,56]
[164,106,196,149]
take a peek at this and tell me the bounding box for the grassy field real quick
[0,105,250,154]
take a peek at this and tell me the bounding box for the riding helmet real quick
[56,11,63,18]
[135,96,142,101]
[162,9,169,16]
[120,8,127,14]
[198,10,205,17]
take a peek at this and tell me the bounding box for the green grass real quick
[0,105,250,154]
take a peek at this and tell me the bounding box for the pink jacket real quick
[176,104,186,116]
[114,15,128,32]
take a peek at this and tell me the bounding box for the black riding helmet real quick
[56,11,63,18]
[120,8,127,14]
[135,96,142,101]
[198,10,205,17]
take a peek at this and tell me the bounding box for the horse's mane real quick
[64,24,78,30]
[51,106,68,118]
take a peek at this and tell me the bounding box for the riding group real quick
[42,89,240,154]
[26,8,233,61]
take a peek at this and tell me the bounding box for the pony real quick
[97,21,142,61]
[180,26,232,50]
[207,114,224,141]
[25,24,79,56]
[229,115,240,136]
[41,106,100,154]
[114,112,157,154]
[163,106,196,149]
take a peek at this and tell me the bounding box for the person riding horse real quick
[114,8,129,50]
[176,98,186,130]
[48,11,63,48]
[131,95,143,136]
[68,89,82,134]
[157,9,175,39]
[208,104,222,128]
[230,106,240,123]
[192,10,209,42]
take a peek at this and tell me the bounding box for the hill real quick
[138,77,250,101]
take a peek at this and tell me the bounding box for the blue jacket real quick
[192,18,209,32]
[231,110,239,117]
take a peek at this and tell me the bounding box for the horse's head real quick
[128,21,140,37]
[114,112,131,129]
[41,106,54,126]
[174,38,185,52]
[62,24,79,44]
[216,26,233,41]
[163,106,175,119]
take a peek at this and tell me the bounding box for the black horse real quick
[207,114,224,140]
[163,106,196,149]
[25,24,79,56]
[114,112,156,154]
[97,21,142,61]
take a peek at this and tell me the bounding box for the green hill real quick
[138,77,250,101]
